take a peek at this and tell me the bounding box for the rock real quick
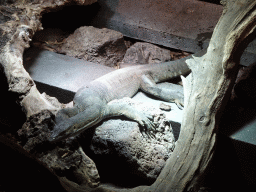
[170,50,191,60]
[90,98,175,183]
[59,26,127,67]
[121,42,171,64]
[17,110,100,188]
[159,102,172,111]
[32,28,69,52]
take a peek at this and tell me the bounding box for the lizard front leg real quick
[102,100,155,134]
[140,74,184,109]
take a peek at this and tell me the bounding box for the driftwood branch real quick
[144,0,256,191]
[1,0,256,192]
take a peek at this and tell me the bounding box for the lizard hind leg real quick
[140,74,184,109]
[157,83,184,109]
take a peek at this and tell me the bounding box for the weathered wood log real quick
[1,0,256,192]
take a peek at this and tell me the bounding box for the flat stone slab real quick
[231,120,256,145]
[23,47,115,93]
[89,0,256,66]
[90,0,222,53]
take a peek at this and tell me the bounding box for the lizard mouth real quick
[49,116,103,143]
[48,131,73,143]
[48,136,57,143]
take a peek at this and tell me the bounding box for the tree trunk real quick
[1,0,256,192]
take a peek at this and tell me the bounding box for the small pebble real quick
[159,103,172,111]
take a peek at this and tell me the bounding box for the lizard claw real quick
[139,115,155,131]
[142,130,155,139]
[175,99,184,110]
[136,113,156,138]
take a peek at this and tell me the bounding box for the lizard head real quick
[49,98,105,143]
[49,110,103,143]
[48,120,81,143]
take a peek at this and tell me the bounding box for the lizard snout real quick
[48,121,79,143]
[48,131,59,143]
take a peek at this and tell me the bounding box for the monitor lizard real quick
[49,50,205,142]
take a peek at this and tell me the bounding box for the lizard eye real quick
[73,125,78,131]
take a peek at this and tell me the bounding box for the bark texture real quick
[0,0,256,192]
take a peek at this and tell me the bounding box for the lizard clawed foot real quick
[135,113,156,138]
[141,130,155,139]
[175,99,184,110]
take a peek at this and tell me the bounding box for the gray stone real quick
[121,42,171,64]
[90,97,175,181]
[59,26,127,67]
[159,102,172,111]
